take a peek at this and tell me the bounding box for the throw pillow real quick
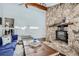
[2,35,11,45]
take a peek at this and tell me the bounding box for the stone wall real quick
[46,3,79,55]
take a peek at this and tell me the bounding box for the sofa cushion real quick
[0,48,14,56]
[11,35,18,42]
[0,41,17,50]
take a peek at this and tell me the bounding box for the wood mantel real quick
[25,3,48,11]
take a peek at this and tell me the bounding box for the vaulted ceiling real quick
[19,3,58,11]
[25,3,58,11]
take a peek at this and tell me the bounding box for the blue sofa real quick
[0,35,18,56]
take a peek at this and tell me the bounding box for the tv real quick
[56,30,68,43]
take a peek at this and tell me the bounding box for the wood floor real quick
[22,40,59,56]
[14,39,60,56]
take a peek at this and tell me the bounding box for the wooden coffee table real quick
[22,40,59,56]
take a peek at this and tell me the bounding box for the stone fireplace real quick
[46,3,79,55]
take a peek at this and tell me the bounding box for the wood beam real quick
[25,3,48,11]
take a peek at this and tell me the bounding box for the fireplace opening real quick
[56,30,68,43]
[56,23,68,43]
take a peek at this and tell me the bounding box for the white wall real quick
[0,3,46,38]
